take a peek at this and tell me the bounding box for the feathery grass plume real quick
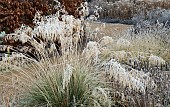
[63,64,73,90]
[82,41,101,64]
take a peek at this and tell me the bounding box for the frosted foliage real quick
[129,69,156,89]
[149,54,166,66]
[82,41,100,63]
[9,25,32,44]
[63,64,73,90]
[9,11,84,54]
[34,13,83,54]
[104,59,156,93]
[34,14,73,42]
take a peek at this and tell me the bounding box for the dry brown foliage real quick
[0,0,57,33]
[0,0,85,34]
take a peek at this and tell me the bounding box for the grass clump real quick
[19,58,111,107]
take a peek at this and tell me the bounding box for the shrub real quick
[0,0,86,34]
[0,0,57,34]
